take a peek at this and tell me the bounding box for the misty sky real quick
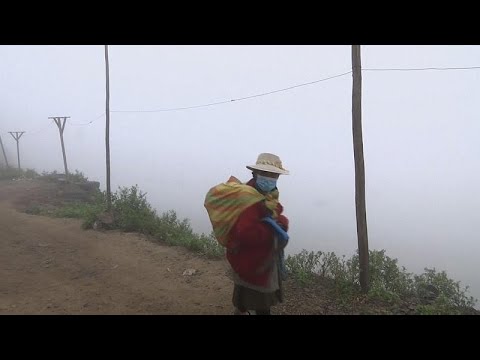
[1,45,479,304]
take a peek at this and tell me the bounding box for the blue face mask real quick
[256,175,277,193]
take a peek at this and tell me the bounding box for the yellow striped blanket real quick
[204,176,280,247]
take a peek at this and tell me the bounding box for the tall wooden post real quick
[352,45,369,292]
[105,45,112,211]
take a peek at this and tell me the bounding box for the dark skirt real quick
[232,281,283,312]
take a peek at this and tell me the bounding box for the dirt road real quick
[0,180,233,314]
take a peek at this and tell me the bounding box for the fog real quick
[1,45,479,304]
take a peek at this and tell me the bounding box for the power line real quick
[24,120,54,136]
[109,65,480,115]
[69,112,105,126]
[363,66,480,71]
[111,71,353,113]
[5,112,104,137]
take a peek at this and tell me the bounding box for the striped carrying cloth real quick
[204,176,280,247]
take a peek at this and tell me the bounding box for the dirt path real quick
[0,180,233,314]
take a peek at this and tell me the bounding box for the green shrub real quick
[110,185,158,234]
[286,248,477,313]
[69,170,88,183]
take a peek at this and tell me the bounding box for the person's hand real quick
[276,203,284,215]
[276,215,289,232]
[277,238,288,250]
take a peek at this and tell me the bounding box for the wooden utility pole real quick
[351,45,369,293]
[49,116,70,179]
[8,132,25,170]
[0,133,9,168]
[105,45,112,211]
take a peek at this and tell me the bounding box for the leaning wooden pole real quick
[8,132,25,170]
[0,133,9,167]
[49,117,70,179]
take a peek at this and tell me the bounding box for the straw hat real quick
[246,153,289,175]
